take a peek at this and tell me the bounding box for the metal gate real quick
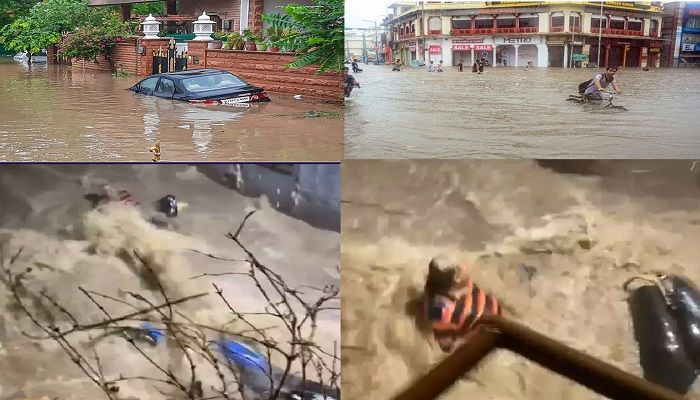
[152,38,188,74]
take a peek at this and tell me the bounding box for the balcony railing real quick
[451,28,474,35]
[452,26,538,35]
[572,25,582,32]
[550,26,565,32]
[591,27,644,36]
[398,33,415,40]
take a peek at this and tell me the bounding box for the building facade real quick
[661,1,700,67]
[89,0,311,34]
[384,1,663,68]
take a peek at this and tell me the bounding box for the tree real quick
[0,0,39,30]
[262,0,343,73]
[0,0,90,59]
[60,10,130,71]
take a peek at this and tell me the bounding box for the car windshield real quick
[182,73,247,92]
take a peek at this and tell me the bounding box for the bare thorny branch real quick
[0,211,340,400]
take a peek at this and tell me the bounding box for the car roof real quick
[151,69,231,79]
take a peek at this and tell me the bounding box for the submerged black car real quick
[128,69,270,105]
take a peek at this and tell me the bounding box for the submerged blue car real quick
[129,69,270,105]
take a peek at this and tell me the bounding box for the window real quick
[411,23,415,33]
[157,78,176,94]
[428,16,442,34]
[569,13,581,29]
[182,73,247,93]
[452,19,470,29]
[519,16,539,28]
[610,18,625,30]
[551,15,565,28]
[496,17,516,28]
[591,16,607,29]
[649,19,658,34]
[138,77,159,92]
[475,17,493,29]
[627,19,642,31]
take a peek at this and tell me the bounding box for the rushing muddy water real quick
[0,164,340,399]
[344,65,700,158]
[0,59,343,161]
[341,160,700,400]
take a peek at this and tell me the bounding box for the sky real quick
[345,0,394,30]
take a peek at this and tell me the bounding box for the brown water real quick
[345,65,700,158]
[0,164,340,399]
[0,59,343,161]
[341,160,700,400]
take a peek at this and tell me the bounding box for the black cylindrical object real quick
[662,275,700,367]
[628,284,697,394]
[159,194,177,217]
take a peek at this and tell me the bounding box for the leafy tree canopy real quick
[262,0,343,73]
[0,0,94,53]
[0,0,40,30]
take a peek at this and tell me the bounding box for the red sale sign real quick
[429,45,442,55]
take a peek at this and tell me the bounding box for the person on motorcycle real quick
[344,67,360,97]
[351,58,362,73]
[583,66,622,100]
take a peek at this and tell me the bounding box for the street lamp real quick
[363,19,381,65]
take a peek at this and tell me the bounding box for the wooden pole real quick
[390,315,685,400]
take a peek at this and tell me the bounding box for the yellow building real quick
[384,1,663,68]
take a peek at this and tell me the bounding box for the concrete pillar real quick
[538,12,548,32]
[564,11,571,31]
[514,44,519,67]
[537,43,548,67]
[643,18,651,36]
[582,12,592,32]
[493,45,497,66]
[563,43,568,68]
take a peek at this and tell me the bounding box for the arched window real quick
[474,15,492,29]
[627,18,643,32]
[591,14,607,30]
[550,11,565,32]
[428,16,442,34]
[610,16,625,30]
[569,12,581,31]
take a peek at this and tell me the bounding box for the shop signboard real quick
[682,43,700,52]
[501,36,539,44]
[649,47,661,53]
[453,38,485,44]
[474,45,493,51]
[453,44,471,51]
[409,43,417,52]
[429,45,441,55]
[572,53,588,61]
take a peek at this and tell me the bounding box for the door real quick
[549,45,564,67]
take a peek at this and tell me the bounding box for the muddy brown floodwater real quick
[0,164,340,399]
[344,65,700,158]
[341,160,700,400]
[0,59,343,161]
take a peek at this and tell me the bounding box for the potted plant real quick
[242,28,258,51]
[224,33,245,50]
[265,25,284,52]
[210,31,227,49]
[255,32,268,51]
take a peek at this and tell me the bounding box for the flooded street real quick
[342,160,700,400]
[0,59,343,161]
[0,164,340,399]
[345,65,700,158]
